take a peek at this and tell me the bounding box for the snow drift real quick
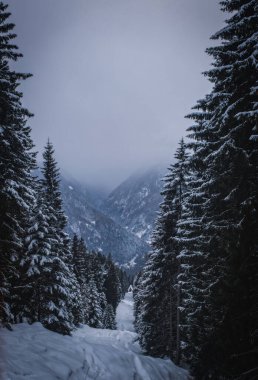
[0,293,188,380]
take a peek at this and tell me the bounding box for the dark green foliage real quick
[72,235,87,286]
[136,2,258,378]
[71,236,127,328]
[0,1,126,337]
[104,254,122,311]
[103,304,117,330]
[87,277,104,328]
[181,1,258,377]
[24,141,79,335]
[0,1,36,325]
[120,270,131,297]
[20,185,54,323]
[134,140,189,362]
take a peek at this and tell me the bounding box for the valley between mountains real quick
[61,166,165,270]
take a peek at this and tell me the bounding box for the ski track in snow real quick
[1,292,188,380]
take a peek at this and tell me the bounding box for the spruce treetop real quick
[41,139,66,229]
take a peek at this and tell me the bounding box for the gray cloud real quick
[10,0,224,190]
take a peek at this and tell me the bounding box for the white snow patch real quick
[1,293,188,380]
[116,291,135,332]
[136,229,147,239]
[70,223,80,235]
[122,255,138,269]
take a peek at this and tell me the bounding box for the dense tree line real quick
[0,2,129,334]
[72,236,129,329]
[1,0,257,377]
[134,1,258,379]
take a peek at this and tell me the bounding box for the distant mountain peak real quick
[101,165,165,244]
[60,176,150,266]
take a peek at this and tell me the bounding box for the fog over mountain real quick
[60,175,150,265]
[10,0,224,190]
[102,166,165,243]
[59,165,167,270]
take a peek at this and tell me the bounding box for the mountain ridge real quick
[101,166,165,244]
[60,176,150,265]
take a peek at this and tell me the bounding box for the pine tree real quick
[119,270,130,297]
[133,271,142,331]
[72,235,90,324]
[135,252,170,357]
[72,235,87,287]
[104,255,122,311]
[0,2,36,325]
[103,303,117,330]
[87,277,103,328]
[19,184,54,323]
[135,140,189,362]
[178,1,258,377]
[36,140,77,334]
[176,154,212,367]
[62,232,82,327]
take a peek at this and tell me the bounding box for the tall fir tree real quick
[176,149,213,367]
[72,235,84,284]
[72,235,90,324]
[177,0,258,377]
[19,183,54,323]
[62,231,82,327]
[103,303,117,330]
[35,140,78,334]
[104,254,122,311]
[0,2,36,325]
[135,140,189,362]
[87,277,103,328]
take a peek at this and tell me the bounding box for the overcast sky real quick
[10,0,225,190]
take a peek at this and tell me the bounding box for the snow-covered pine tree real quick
[176,150,213,367]
[19,183,54,323]
[38,140,77,334]
[104,254,122,311]
[72,235,90,324]
[87,277,103,328]
[133,270,142,333]
[91,251,108,316]
[62,232,82,327]
[135,140,189,362]
[19,182,81,324]
[178,1,258,377]
[71,235,127,329]
[133,255,164,353]
[72,235,86,288]
[119,270,130,297]
[0,2,36,325]
[103,303,117,330]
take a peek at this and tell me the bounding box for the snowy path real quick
[1,293,188,380]
[116,291,135,332]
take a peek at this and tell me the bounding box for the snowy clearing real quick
[0,293,188,380]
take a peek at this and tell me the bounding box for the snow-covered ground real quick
[0,292,188,380]
[116,291,135,332]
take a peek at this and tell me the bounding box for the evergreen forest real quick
[0,1,257,379]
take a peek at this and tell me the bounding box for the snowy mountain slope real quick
[60,177,149,264]
[61,173,108,210]
[1,293,188,380]
[102,166,165,243]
